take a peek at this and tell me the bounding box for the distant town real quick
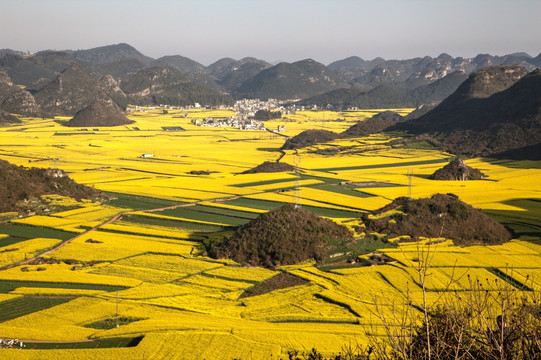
[127,98,319,132]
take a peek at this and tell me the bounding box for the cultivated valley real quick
[0,44,540,359]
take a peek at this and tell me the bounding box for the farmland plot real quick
[0,109,539,359]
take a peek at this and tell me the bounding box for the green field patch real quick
[23,336,144,349]
[0,296,74,323]
[106,192,183,210]
[83,316,147,330]
[314,158,449,172]
[266,316,359,324]
[158,205,256,226]
[0,224,77,247]
[231,177,297,188]
[124,214,227,232]
[482,198,541,238]
[487,267,533,291]
[313,293,363,318]
[91,224,193,241]
[193,205,260,219]
[199,272,260,285]
[161,126,185,131]
[222,197,362,218]
[300,174,343,185]
[0,280,130,294]
[312,184,375,198]
[221,197,286,211]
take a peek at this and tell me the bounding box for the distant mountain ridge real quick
[234,59,347,100]
[32,64,113,116]
[395,65,541,158]
[71,43,154,65]
[120,66,233,107]
[0,43,539,108]
[300,70,469,109]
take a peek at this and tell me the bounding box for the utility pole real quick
[293,154,302,208]
[407,169,414,199]
[115,290,119,328]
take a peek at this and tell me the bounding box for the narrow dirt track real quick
[0,212,124,271]
[0,194,243,271]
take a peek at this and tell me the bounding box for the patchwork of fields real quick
[0,108,540,359]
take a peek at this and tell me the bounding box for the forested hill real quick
[298,71,469,109]
[0,159,104,213]
[120,66,234,107]
[394,66,541,159]
[232,59,347,100]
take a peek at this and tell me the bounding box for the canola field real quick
[0,108,540,359]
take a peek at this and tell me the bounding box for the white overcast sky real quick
[1,0,540,65]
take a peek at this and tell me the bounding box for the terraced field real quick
[0,108,540,359]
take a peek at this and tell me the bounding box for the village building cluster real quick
[193,98,291,131]
[127,98,308,132]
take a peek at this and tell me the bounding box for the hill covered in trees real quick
[0,159,104,213]
[299,70,468,109]
[32,64,114,116]
[394,66,541,159]
[66,99,134,127]
[281,129,340,150]
[121,66,234,107]
[233,59,346,100]
[207,204,353,268]
[430,157,485,180]
[363,193,512,245]
[241,161,296,174]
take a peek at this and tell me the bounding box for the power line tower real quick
[293,154,302,208]
[407,169,414,199]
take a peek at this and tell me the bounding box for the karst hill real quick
[207,204,353,268]
[363,193,512,246]
[66,99,134,127]
[430,157,485,180]
[0,69,41,116]
[32,64,113,116]
[0,159,104,213]
[395,65,541,159]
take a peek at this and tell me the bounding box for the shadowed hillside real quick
[395,66,541,158]
[234,59,346,100]
[121,66,233,107]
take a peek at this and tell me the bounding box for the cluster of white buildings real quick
[192,117,265,130]
[191,98,292,131]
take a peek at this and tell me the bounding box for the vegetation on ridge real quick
[363,193,512,245]
[0,159,104,213]
[207,204,353,268]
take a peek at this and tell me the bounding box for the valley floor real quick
[0,108,539,359]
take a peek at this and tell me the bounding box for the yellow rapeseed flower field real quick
[0,109,539,359]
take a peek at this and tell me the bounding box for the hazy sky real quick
[2,0,540,65]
